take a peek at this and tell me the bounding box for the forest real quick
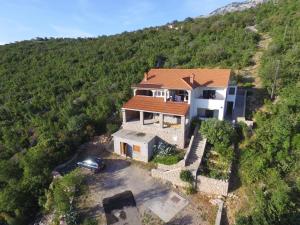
[0,0,299,224]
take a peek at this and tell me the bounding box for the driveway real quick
[75,145,210,225]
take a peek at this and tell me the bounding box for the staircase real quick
[151,129,207,186]
[186,133,207,177]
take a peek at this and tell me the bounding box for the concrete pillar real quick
[181,116,186,130]
[133,89,137,96]
[218,107,224,120]
[164,89,167,102]
[122,110,127,123]
[140,111,144,125]
[181,116,186,148]
[187,90,192,104]
[160,113,164,128]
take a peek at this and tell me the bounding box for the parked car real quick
[77,157,105,173]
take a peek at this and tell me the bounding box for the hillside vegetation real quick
[0,0,299,224]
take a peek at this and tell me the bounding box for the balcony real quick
[194,98,225,110]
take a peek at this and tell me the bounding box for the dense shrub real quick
[44,170,84,220]
[82,218,98,225]
[200,118,236,148]
[106,123,119,135]
[152,151,184,165]
[180,170,194,184]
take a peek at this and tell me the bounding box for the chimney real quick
[144,72,148,81]
[190,74,195,84]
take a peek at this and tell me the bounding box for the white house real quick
[113,68,237,162]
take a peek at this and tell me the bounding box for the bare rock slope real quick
[210,0,269,16]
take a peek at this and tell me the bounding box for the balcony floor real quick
[124,118,182,132]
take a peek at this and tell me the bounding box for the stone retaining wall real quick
[197,175,229,196]
[157,162,184,171]
[151,168,188,188]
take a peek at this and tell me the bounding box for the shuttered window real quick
[133,145,141,153]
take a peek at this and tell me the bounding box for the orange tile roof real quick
[138,68,231,90]
[123,96,189,116]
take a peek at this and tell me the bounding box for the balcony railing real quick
[197,95,224,100]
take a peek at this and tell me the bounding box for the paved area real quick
[233,88,246,121]
[76,146,209,225]
[146,192,189,222]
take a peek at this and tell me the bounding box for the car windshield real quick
[83,159,97,166]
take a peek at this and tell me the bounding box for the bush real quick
[185,184,197,195]
[152,151,184,165]
[153,141,176,156]
[180,170,194,184]
[235,122,251,141]
[200,118,236,147]
[83,218,98,225]
[44,169,84,217]
[106,123,119,135]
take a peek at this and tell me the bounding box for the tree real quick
[200,119,236,148]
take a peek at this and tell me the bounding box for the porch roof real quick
[112,129,156,143]
[122,95,189,116]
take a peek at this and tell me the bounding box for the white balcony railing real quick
[194,98,225,110]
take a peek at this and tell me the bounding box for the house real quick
[112,68,237,162]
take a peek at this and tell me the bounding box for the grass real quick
[152,150,184,165]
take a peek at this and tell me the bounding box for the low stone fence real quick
[215,200,224,225]
[151,168,188,188]
[197,175,229,196]
[157,162,184,171]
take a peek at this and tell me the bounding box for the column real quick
[160,113,164,128]
[140,111,144,125]
[181,116,186,130]
[164,89,167,102]
[122,110,127,123]
[187,90,192,104]
[181,116,186,148]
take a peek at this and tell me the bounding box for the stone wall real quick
[151,168,188,188]
[197,175,229,196]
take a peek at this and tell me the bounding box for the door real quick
[120,142,127,156]
[127,144,132,158]
[226,101,234,116]
[205,110,214,118]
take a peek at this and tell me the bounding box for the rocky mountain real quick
[210,0,269,15]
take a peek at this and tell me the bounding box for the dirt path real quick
[224,28,272,225]
[243,32,272,88]
[235,27,272,118]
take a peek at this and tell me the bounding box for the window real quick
[133,145,141,153]
[203,90,216,99]
[229,87,235,95]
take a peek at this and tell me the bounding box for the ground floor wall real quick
[113,136,155,162]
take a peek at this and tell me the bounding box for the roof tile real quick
[123,96,189,116]
[139,68,231,89]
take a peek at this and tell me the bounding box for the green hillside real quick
[0,0,299,224]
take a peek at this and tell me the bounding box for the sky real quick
[0,0,244,45]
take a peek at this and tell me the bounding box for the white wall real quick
[113,137,154,162]
[190,87,227,120]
